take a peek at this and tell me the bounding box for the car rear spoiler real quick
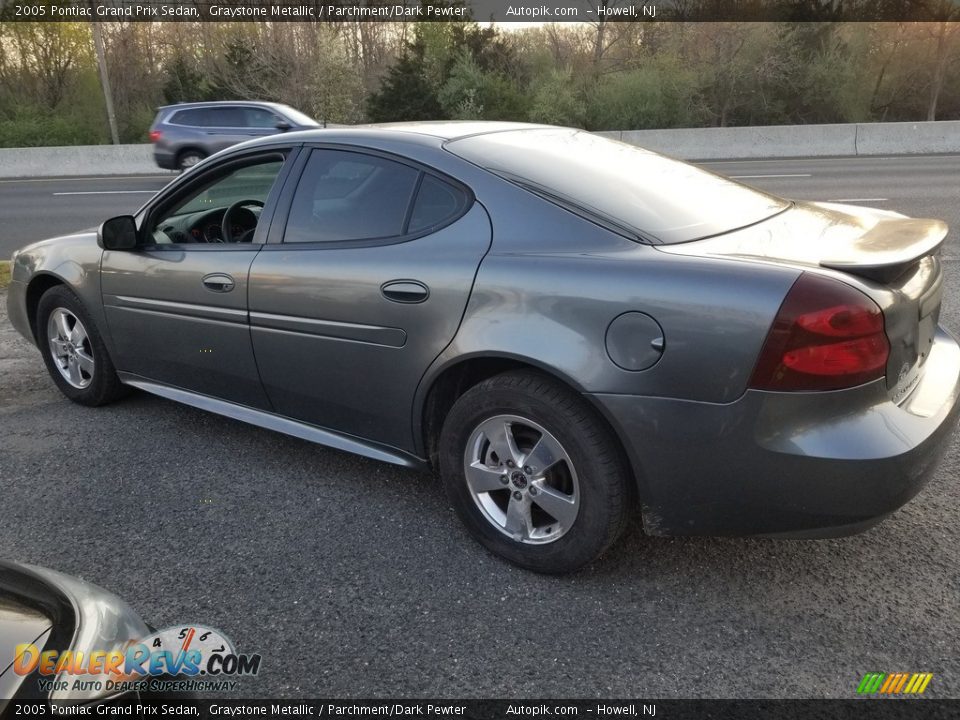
[820,217,948,283]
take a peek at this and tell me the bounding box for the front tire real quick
[37,285,127,407]
[439,370,633,573]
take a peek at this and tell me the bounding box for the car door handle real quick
[202,273,235,293]
[381,280,429,304]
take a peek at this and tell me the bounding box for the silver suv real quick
[149,101,319,170]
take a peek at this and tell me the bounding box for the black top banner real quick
[1,0,959,22]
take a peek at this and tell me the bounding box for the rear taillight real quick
[148,130,162,143]
[749,273,889,391]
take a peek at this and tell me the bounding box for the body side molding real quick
[118,374,429,470]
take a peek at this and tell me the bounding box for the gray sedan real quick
[7,123,960,573]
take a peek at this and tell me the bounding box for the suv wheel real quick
[37,286,127,406]
[439,370,633,573]
[177,150,205,170]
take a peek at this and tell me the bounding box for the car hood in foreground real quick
[0,596,52,700]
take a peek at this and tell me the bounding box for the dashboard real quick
[151,205,261,244]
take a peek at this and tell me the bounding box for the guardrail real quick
[0,120,958,177]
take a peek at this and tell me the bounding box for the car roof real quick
[362,121,550,140]
[158,100,289,111]
[229,121,555,151]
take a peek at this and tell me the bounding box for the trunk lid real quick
[659,201,948,403]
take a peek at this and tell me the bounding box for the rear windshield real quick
[446,128,789,244]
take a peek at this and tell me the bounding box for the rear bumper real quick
[590,327,960,537]
[153,147,176,169]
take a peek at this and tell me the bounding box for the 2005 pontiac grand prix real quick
[8,123,960,573]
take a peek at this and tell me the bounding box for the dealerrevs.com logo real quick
[15,625,261,694]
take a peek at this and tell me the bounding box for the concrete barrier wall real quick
[0,120,958,177]
[599,119,960,160]
[0,144,175,179]
[855,121,960,156]
[598,123,858,159]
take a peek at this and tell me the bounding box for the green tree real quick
[162,54,209,104]
[367,41,444,122]
[588,69,695,130]
[306,31,366,124]
[528,68,586,127]
[438,49,486,119]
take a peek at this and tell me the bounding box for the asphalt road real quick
[1,155,959,699]
[0,174,174,258]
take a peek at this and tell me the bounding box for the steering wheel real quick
[221,200,264,243]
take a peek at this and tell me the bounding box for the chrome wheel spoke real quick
[523,434,564,475]
[69,321,88,346]
[531,483,578,529]
[504,496,533,540]
[55,311,71,341]
[76,349,95,376]
[465,462,507,494]
[66,356,84,386]
[482,418,523,466]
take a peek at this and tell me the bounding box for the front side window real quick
[205,106,247,128]
[245,107,282,128]
[148,156,285,244]
[284,150,420,244]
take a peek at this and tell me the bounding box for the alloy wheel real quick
[47,308,94,389]
[179,153,203,169]
[463,414,580,544]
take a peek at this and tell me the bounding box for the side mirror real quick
[98,215,138,250]
[275,120,292,132]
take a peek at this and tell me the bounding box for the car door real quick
[248,146,492,452]
[202,106,254,153]
[100,148,298,408]
[241,106,288,139]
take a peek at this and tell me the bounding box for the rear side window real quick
[408,175,469,234]
[284,150,420,243]
[169,108,209,127]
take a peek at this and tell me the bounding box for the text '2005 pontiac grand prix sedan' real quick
[7,123,960,573]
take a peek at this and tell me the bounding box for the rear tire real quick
[36,285,127,407]
[177,149,206,170]
[439,370,633,573]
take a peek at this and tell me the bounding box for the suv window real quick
[246,107,282,128]
[205,106,247,128]
[170,108,210,127]
[284,150,420,244]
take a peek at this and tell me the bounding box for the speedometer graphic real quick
[140,625,236,660]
